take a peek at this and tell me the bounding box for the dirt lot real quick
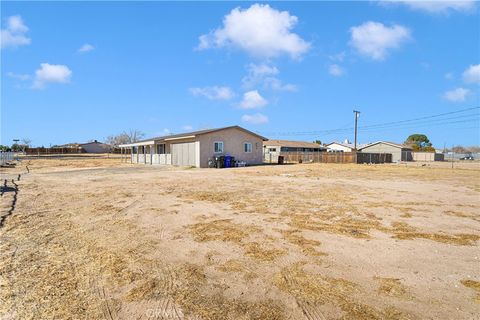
[1,157,479,319]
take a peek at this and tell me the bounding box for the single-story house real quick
[80,140,112,153]
[326,141,368,152]
[55,140,112,153]
[264,140,326,153]
[263,140,326,162]
[358,141,413,162]
[119,125,266,168]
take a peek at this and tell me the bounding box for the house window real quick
[244,142,252,153]
[156,144,165,154]
[214,141,224,153]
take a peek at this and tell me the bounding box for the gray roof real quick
[265,140,326,149]
[358,141,412,150]
[128,125,267,144]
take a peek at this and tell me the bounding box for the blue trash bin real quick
[225,155,231,168]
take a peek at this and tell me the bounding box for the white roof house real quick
[326,141,368,152]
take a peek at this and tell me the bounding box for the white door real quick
[171,142,196,166]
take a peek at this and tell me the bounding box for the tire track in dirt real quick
[281,273,326,320]
[91,278,118,320]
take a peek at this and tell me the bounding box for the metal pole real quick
[353,110,360,151]
[451,144,454,169]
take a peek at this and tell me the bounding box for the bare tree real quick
[21,138,32,147]
[106,130,145,147]
[127,129,145,143]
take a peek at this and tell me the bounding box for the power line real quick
[261,106,480,137]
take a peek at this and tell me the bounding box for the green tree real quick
[405,134,433,150]
[11,143,22,152]
[313,139,322,145]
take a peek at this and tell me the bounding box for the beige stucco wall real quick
[412,152,444,162]
[198,127,264,168]
[360,143,411,162]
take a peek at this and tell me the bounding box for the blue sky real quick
[1,1,479,147]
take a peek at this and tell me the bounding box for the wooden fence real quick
[25,147,85,155]
[272,152,392,164]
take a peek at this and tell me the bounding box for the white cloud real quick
[32,63,72,89]
[443,87,470,102]
[190,86,235,100]
[379,1,476,13]
[7,72,30,81]
[329,64,345,77]
[239,90,268,109]
[444,72,454,80]
[241,113,269,124]
[328,51,346,62]
[242,63,297,92]
[182,125,193,131]
[350,21,411,60]
[242,63,279,88]
[462,64,480,84]
[264,78,298,92]
[197,4,310,59]
[1,15,31,49]
[78,43,94,53]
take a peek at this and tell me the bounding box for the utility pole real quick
[353,110,361,150]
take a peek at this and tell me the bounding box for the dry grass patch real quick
[461,280,480,303]
[389,221,479,246]
[444,210,479,221]
[242,242,287,262]
[280,229,327,257]
[170,263,286,320]
[189,219,260,243]
[187,191,235,203]
[289,213,380,239]
[216,259,246,273]
[216,259,259,280]
[126,263,286,320]
[274,262,406,320]
[375,277,410,299]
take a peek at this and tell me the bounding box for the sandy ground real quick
[1,157,479,320]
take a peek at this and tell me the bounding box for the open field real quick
[1,157,479,319]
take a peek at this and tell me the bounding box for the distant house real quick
[56,142,81,149]
[80,140,112,153]
[264,140,326,153]
[326,141,368,152]
[263,140,326,162]
[119,125,267,168]
[358,141,412,162]
[55,140,112,153]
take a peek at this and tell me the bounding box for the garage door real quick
[171,142,196,166]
